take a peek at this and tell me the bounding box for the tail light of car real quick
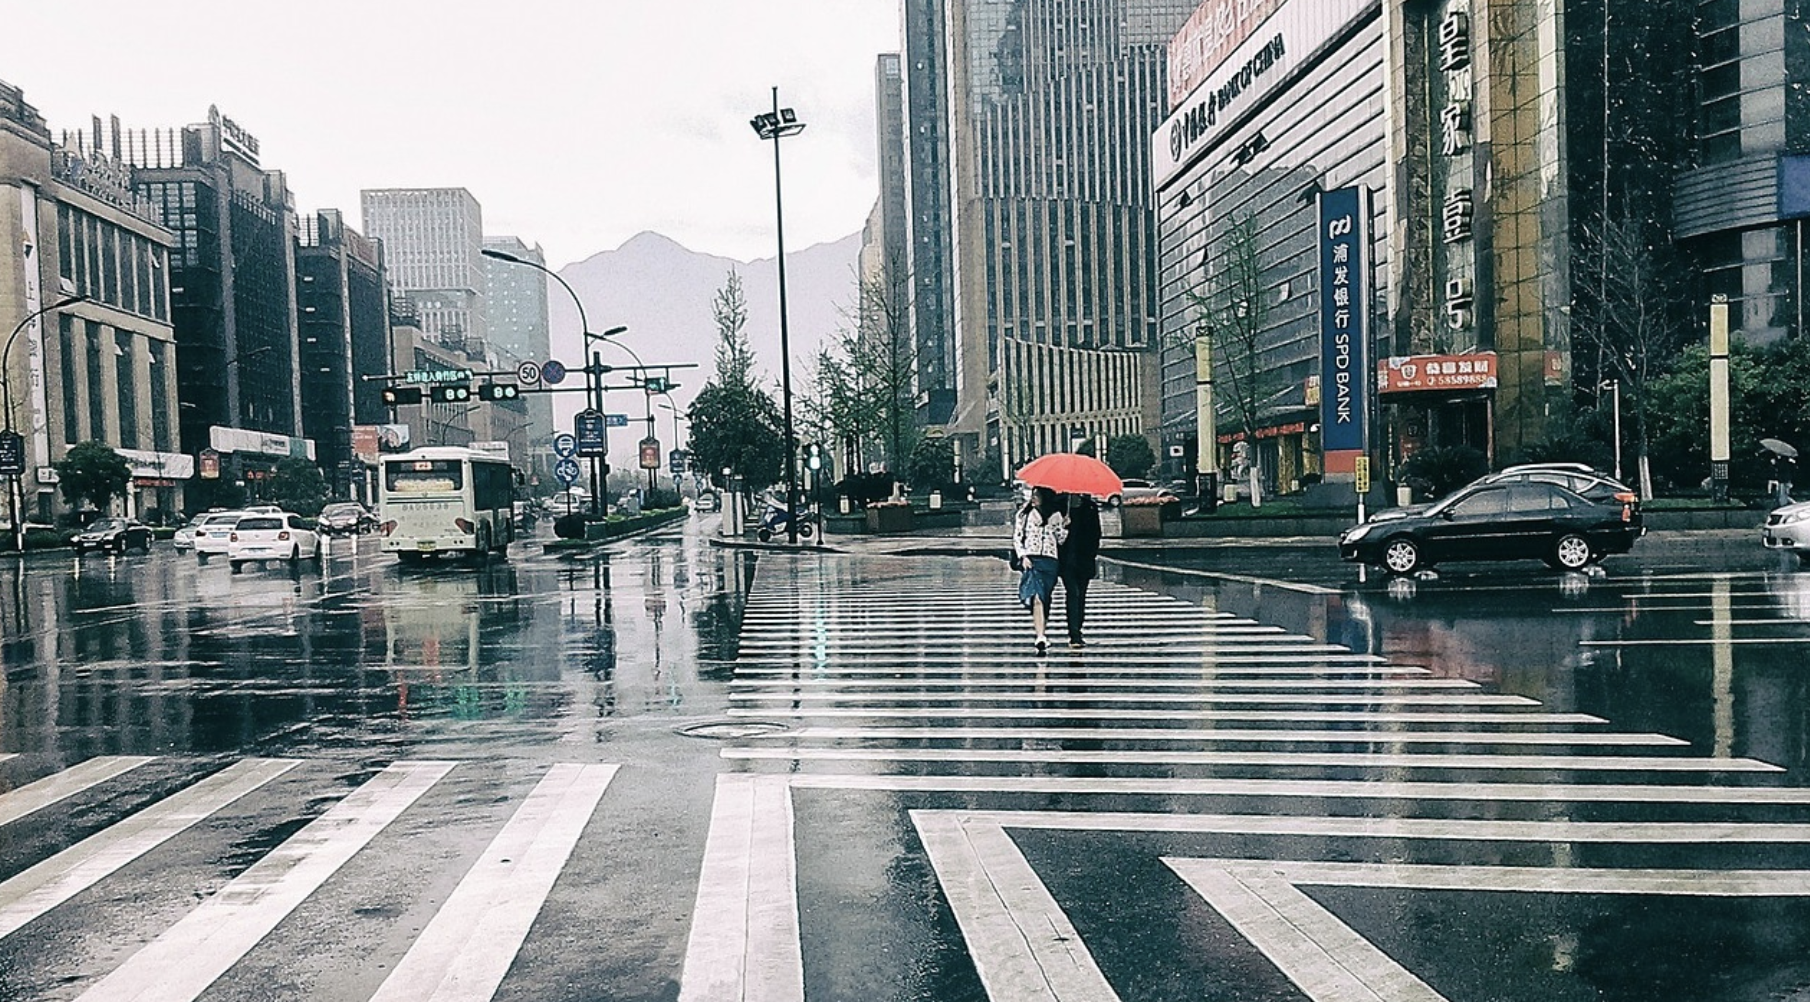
[1613,491,1638,504]
[1621,504,1632,522]
[277,531,291,541]
[380,520,397,536]
[229,532,238,542]
[454,518,474,535]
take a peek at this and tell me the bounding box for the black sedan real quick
[1338,481,1642,575]
[71,518,153,556]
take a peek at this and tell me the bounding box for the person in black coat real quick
[1057,495,1101,649]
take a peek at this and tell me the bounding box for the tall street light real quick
[481,247,625,516]
[751,88,805,543]
[3,293,86,552]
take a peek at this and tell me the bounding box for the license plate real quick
[417,541,436,551]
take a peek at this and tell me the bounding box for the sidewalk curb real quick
[707,537,846,554]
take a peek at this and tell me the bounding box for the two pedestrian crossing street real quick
[683,557,1810,1002]
[0,754,617,1002]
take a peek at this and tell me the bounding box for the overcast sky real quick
[1,1,899,268]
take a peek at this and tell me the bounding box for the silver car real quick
[1762,501,1810,562]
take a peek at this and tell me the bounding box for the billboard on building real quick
[1318,185,1369,454]
[1378,353,1498,394]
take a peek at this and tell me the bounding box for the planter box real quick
[867,506,915,533]
[1121,505,1166,537]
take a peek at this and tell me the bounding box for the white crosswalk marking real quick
[0,758,300,941]
[0,756,155,828]
[678,774,802,1002]
[74,760,456,1002]
[369,763,618,1002]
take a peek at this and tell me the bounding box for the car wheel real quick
[229,560,243,574]
[197,552,210,565]
[1381,537,1422,575]
[1552,533,1593,571]
[757,527,772,542]
[288,545,300,564]
[799,522,814,539]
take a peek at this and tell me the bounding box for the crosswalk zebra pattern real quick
[0,756,618,1002]
[682,556,1810,1002]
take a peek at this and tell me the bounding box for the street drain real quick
[677,720,790,740]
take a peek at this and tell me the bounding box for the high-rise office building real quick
[107,106,308,487]
[297,209,387,497]
[481,235,553,461]
[361,188,486,349]
[900,0,959,429]
[915,0,1195,473]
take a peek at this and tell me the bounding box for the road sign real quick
[605,413,630,428]
[1354,455,1371,495]
[553,457,581,486]
[639,437,661,470]
[575,409,606,458]
[668,449,687,475]
[517,360,541,385]
[0,431,25,476]
[405,367,472,385]
[552,433,577,458]
[542,360,567,385]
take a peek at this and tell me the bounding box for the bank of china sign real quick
[1154,0,1373,189]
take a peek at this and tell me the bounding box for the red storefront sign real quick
[1378,352,1497,394]
[1217,421,1308,445]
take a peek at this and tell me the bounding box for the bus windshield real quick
[386,460,464,495]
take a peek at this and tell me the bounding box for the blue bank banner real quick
[1318,186,1368,453]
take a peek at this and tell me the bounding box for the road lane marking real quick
[73,760,456,1002]
[729,691,1536,707]
[677,774,802,1002]
[939,809,1810,842]
[0,757,156,828]
[368,763,618,1002]
[726,747,1777,772]
[1581,637,1810,646]
[728,707,1602,724]
[0,758,300,940]
[732,665,1423,677]
[728,678,1479,692]
[1100,555,1341,595]
[772,726,1686,747]
[794,772,1810,804]
[732,653,1391,666]
[913,810,1119,1002]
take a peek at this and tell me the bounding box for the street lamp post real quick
[1601,378,1622,482]
[751,88,806,543]
[481,247,626,517]
[3,294,85,552]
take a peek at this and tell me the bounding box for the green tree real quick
[805,256,920,473]
[55,441,131,513]
[269,458,328,516]
[687,271,785,494]
[907,437,954,493]
[1177,212,1270,504]
[1105,434,1156,479]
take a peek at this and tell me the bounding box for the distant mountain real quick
[547,231,862,449]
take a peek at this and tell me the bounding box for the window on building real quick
[60,316,80,445]
[148,340,171,453]
[85,321,106,447]
[115,332,138,450]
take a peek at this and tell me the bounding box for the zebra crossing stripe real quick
[0,756,156,829]
[368,763,618,1002]
[731,665,1422,677]
[729,691,1534,707]
[678,774,802,1002]
[74,760,456,1002]
[723,747,1778,773]
[728,707,1604,724]
[727,678,1480,692]
[0,758,300,941]
[772,726,1687,748]
[732,653,1391,666]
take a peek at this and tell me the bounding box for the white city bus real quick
[378,446,516,563]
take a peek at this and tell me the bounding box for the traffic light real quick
[643,375,671,394]
[382,385,424,407]
[478,382,520,401]
[429,383,472,403]
[806,442,823,471]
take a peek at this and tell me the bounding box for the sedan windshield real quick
[88,519,125,532]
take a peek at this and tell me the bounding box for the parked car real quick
[1106,478,1180,506]
[317,502,375,535]
[1762,500,1810,563]
[72,518,152,556]
[227,512,322,573]
[1338,480,1643,575]
[192,510,247,564]
[172,524,198,551]
[1468,463,1641,511]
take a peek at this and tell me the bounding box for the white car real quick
[172,525,197,551]
[227,512,322,573]
[192,511,247,563]
[1763,500,1810,563]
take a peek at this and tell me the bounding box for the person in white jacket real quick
[1014,487,1068,654]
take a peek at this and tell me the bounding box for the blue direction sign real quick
[553,457,581,486]
[551,432,577,458]
[605,413,630,428]
[542,359,568,385]
[0,431,23,476]
[574,409,606,458]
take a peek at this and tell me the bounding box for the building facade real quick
[2,84,187,521]
[297,209,387,498]
[899,0,961,428]
[362,188,486,347]
[928,0,1196,475]
[480,235,553,469]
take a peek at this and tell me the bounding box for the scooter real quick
[757,501,814,542]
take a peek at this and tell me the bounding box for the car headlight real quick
[1782,510,1810,525]
[1342,524,1373,543]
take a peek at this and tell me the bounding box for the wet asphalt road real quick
[5,522,1810,1000]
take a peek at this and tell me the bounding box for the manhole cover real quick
[677,720,790,740]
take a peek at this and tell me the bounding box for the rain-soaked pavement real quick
[5,517,1810,1001]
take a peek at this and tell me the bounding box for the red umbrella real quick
[1016,452,1123,499]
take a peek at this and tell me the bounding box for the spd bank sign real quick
[1318,186,1368,453]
